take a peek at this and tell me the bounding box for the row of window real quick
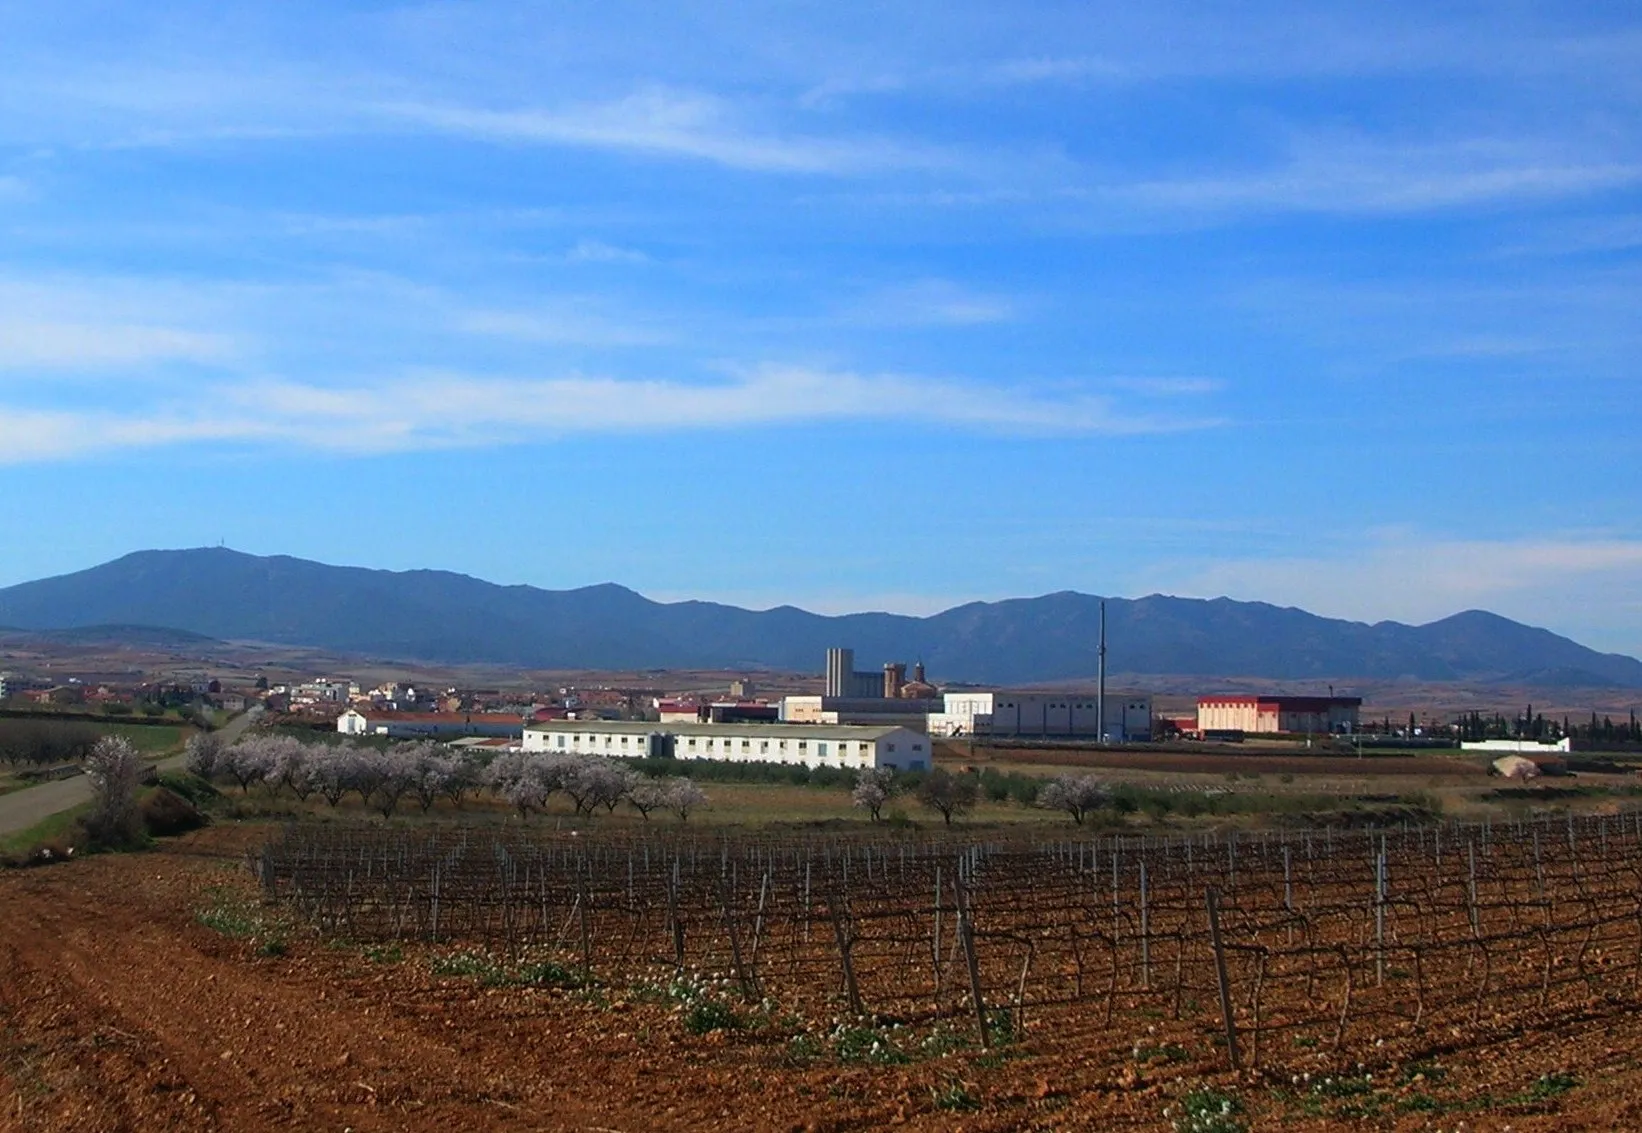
[542,734,925,757]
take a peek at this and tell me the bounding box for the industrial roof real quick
[524,720,919,740]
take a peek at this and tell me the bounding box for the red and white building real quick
[1196,695,1362,736]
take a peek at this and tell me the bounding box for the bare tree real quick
[184,731,224,779]
[370,743,421,817]
[410,746,459,813]
[440,753,482,808]
[220,740,271,794]
[626,775,668,820]
[487,752,568,818]
[564,757,627,815]
[266,736,312,800]
[915,768,977,826]
[83,735,144,847]
[1037,773,1109,825]
[307,743,358,807]
[851,768,893,822]
[666,777,707,821]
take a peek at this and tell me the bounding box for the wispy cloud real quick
[1107,377,1224,397]
[0,364,1225,464]
[1106,137,1642,218]
[0,278,238,370]
[565,238,649,264]
[1495,214,1642,258]
[1158,533,1642,648]
[0,320,233,370]
[457,306,670,348]
[839,279,1017,327]
[387,88,944,175]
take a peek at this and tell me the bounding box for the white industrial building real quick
[928,691,1153,741]
[1460,738,1574,754]
[522,720,933,771]
[780,695,941,730]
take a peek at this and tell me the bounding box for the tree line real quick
[186,732,1119,827]
[0,719,102,768]
[185,735,709,821]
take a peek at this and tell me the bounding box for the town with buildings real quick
[10,639,1621,772]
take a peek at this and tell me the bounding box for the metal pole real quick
[1097,599,1107,744]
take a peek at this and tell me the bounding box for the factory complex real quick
[328,638,1377,765]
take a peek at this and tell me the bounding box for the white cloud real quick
[0,364,1225,464]
[565,238,649,264]
[387,88,943,175]
[1108,137,1642,217]
[0,278,239,371]
[457,306,670,348]
[1107,377,1224,397]
[0,319,232,369]
[839,279,1017,327]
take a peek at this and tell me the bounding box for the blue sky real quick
[1,1,1639,653]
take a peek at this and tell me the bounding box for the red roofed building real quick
[1197,695,1362,736]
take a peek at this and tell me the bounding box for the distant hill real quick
[15,624,225,648]
[0,548,1637,687]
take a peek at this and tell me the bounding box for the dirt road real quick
[0,709,259,839]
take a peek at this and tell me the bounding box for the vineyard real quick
[256,812,1642,1073]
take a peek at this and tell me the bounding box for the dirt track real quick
[4,827,1642,1132]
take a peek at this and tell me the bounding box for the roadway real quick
[0,708,260,839]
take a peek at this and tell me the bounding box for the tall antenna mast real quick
[1097,599,1107,744]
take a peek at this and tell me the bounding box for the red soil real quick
[2,826,1639,1132]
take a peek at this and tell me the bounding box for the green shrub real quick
[1170,1087,1246,1133]
[684,1000,740,1034]
[140,787,206,836]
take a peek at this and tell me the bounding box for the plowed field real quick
[4,826,1642,1132]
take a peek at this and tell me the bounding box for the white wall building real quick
[1461,738,1574,754]
[928,691,1152,741]
[522,720,933,771]
[781,695,940,730]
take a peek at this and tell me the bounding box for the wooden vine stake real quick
[829,895,864,1017]
[1206,886,1241,1071]
[955,871,990,1049]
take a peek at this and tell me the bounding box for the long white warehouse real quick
[928,691,1152,741]
[522,720,933,772]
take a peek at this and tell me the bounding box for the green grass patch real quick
[102,722,192,756]
[195,888,267,939]
[1171,1086,1247,1133]
[0,803,91,861]
[155,771,221,807]
[930,1078,980,1112]
[1523,1070,1579,1101]
[683,1000,741,1035]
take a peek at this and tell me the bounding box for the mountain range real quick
[0,548,1637,688]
